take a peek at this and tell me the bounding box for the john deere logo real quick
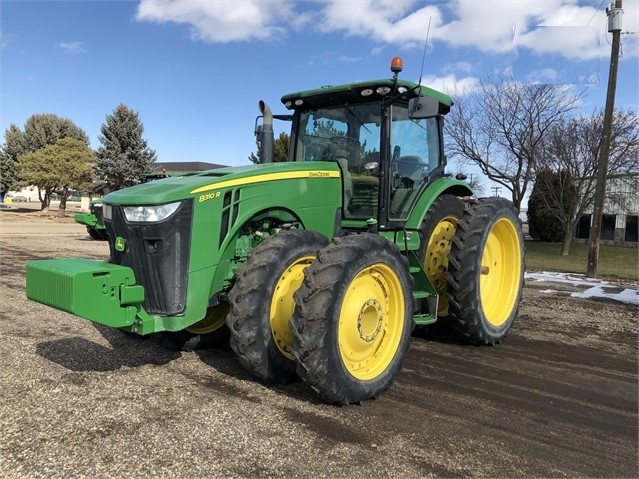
[114,237,126,252]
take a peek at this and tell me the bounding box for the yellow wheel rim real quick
[424,216,458,316]
[270,255,315,360]
[480,218,522,327]
[338,264,405,381]
[186,303,230,334]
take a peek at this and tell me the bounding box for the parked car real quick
[13,195,28,202]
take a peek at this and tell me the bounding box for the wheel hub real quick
[357,299,384,342]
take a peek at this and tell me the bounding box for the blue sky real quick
[2,0,638,170]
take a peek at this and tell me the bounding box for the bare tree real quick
[534,108,639,255]
[445,73,583,210]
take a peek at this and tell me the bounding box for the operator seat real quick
[390,156,424,217]
[334,157,353,212]
[396,156,424,187]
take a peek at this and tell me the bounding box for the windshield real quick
[296,101,440,220]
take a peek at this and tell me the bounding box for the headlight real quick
[103,204,112,220]
[123,201,181,222]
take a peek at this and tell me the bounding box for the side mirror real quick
[408,96,439,119]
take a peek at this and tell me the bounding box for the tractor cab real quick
[274,57,451,230]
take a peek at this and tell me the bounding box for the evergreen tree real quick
[249,132,290,163]
[1,114,89,206]
[95,104,157,190]
[273,132,290,162]
[527,169,577,242]
[0,125,26,199]
[22,114,89,152]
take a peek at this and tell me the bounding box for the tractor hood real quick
[103,162,341,206]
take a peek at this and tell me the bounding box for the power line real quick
[587,0,607,26]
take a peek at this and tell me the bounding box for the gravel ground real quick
[1,210,637,478]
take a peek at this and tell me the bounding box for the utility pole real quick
[586,0,623,278]
[491,186,501,197]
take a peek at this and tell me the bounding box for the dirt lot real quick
[1,209,637,478]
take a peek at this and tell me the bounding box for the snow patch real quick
[525,272,639,306]
[571,286,639,306]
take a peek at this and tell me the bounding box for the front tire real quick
[153,303,231,352]
[291,233,414,405]
[87,227,107,240]
[227,230,329,384]
[446,197,525,344]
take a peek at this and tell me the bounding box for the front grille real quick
[106,200,193,315]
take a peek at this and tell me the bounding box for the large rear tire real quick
[446,197,525,344]
[227,230,329,384]
[291,233,414,405]
[418,194,464,317]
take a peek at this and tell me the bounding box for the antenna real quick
[417,16,432,86]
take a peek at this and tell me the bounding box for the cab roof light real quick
[390,56,403,74]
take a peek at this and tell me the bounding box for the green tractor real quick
[75,198,108,240]
[26,57,524,405]
[75,172,175,241]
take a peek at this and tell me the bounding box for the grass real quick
[525,240,638,282]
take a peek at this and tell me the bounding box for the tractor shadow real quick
[34,322,461,405]
[411,320,471,346]
[192,338,326,405]
[191,323,474,404]
[195,349,325,404]
[35,324,180,372]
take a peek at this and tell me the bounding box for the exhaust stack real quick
[257,100,274,164]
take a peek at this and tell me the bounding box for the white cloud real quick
[516,25,601,60]
[135,0,294,43]
[337,55,361,63]
[317,0,443,46]
[58,41,86,54]
[420,74,479,94]
[523,66,599,85]
[316,0,638,60]
[443,61,474,74]
[525,68,559,83]
[133,1,639,59]
[538,68,558,80]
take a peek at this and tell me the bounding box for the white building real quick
[575,174,639,246]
